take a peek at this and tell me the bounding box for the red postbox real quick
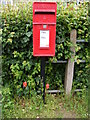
[33,2,57,56]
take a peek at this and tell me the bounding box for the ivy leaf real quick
[26,32,32,37]
[23,37,29,42]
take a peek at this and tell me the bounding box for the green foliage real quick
[1,2,89,98]
[60,90,88,118]
[2,86,15,118]
[2,93,88,118]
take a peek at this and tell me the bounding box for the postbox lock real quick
[43,25,47,28]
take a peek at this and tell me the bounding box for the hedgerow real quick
[1,2,89,98]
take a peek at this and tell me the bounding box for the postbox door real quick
[33,24,56,56]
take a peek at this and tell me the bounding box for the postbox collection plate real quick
[40,30,49,48]
[33,2,57,56]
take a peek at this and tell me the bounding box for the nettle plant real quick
[2,2,89,97]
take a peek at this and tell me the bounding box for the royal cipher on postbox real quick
[33,2,57,56]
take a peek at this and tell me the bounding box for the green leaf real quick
[26,32,32,37]
[23,37,29,42]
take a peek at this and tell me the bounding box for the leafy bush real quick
[1,2,89,98]
[2,86,14,118]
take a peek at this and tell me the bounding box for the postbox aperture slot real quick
[35,9,55,14]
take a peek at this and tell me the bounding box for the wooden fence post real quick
[64,29,77,95]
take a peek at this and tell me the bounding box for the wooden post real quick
[64,29,77,95]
